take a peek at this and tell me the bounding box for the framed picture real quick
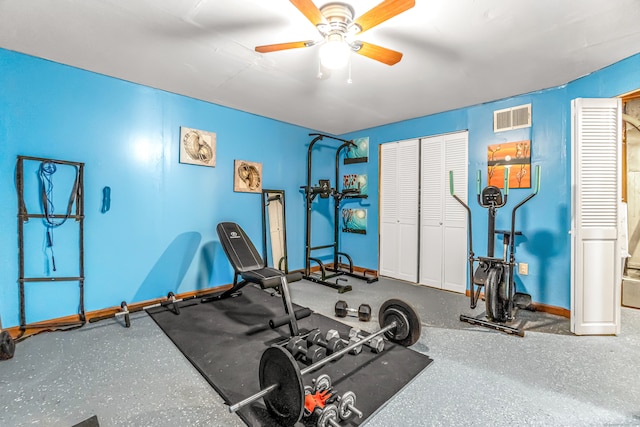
[344,137,369,164]
[179,127,216,167]
[343,173,368,196]
[342,208,367,234]
[487,140,531,188]
[234,160,262,193]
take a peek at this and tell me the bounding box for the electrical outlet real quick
[518,262,529,275]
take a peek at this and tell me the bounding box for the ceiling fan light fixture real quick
[319,34,351,69]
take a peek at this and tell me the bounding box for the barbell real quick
[89,292,196,327]
[228,298,422,426]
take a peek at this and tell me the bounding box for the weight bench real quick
[203,222,307,336]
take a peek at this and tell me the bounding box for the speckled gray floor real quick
[1,276,639,427]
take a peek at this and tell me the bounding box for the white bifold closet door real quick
[419,132,468,293]
[571,98,622,335]
[379,139,419,282]
[379,132,468,290]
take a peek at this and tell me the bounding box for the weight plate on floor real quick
[379,299,422,347]
[259,346,304,426]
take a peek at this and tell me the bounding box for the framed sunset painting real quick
[487,140,531,188]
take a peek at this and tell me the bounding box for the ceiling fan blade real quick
[354,41,403,65]
[290,0,327,26]
[255,41,311,53]
[352,0,415,34]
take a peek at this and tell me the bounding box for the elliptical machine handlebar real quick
[509,165,541,261]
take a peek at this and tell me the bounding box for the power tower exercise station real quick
[301,133,378,293]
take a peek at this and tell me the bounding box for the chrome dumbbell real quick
[337,391,363,420]
[317,404,341,427]
[313,373,332,393]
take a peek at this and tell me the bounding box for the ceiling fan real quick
[255,0,415,69]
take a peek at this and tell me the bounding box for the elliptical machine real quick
[449,166,540,336]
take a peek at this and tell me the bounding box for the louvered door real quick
[379,140,419,282]
[571,98,622,335]
[419,132,468,292]
[419,136,443,287]
[442,133,468,292]
[380,143,399,278]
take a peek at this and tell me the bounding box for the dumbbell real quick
[347,328,385,354]
[312,374,332,393]
[286,337,326,364]
[228,299,422,426]
[304,373,332,398]
[334,301,372,321]
[307,330,345,359]
[303,374,334,418]
[317,404,340,427]
[337,391,363,421]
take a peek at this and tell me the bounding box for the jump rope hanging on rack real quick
[38,161,80,272]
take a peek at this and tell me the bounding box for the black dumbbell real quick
[286,336,326,364]
[307,329,345,359]
[334,301,372,321]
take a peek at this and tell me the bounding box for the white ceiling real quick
[1,0,640,135]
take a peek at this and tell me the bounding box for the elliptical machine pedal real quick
[513,292,534,311]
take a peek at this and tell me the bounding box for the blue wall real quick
[0,48,315,326]
[2,47,640,327]
[338,53,640,310]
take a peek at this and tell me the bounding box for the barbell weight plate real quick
[383,308,410,341]
[259,346,304,426]
[378,299,422,347]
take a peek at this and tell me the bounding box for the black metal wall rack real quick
[16,155,86,335]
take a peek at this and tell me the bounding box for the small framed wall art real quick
[234,160,262,193]
[344,137,369,164]
[343,173,368,196]
[179,127,216,167]
[487,140,531,188]
[342,208,367,234]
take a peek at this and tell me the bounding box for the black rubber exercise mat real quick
[147,285,433,426]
